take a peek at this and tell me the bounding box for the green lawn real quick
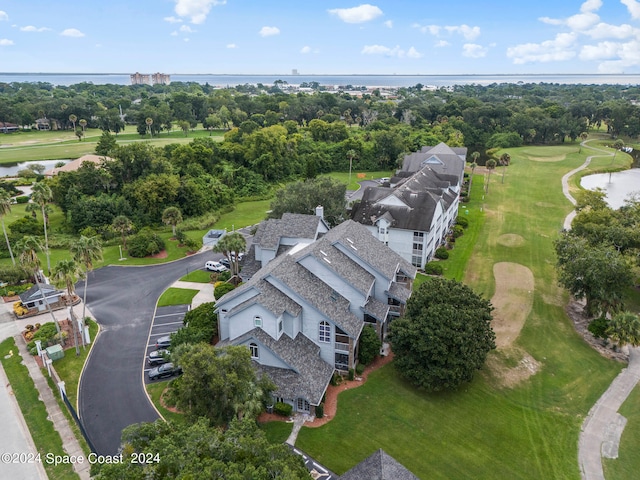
[297,143,623,478]
[0,127,224,163]
[0,337,78,480]
[48,320,99,410]
[324,170,394,191]
[180,269,213,283]
[604,384,640,479]
[260,420,293,444]
[157,287,199,307]
[146,380,185,424]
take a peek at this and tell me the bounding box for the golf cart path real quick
[563,141,640,479]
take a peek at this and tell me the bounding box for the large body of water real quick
[580,169,640,209]
[0,159,69,178]
[2,73,640,87]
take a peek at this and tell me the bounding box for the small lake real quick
[580,169,640,209]
[0,159,70,177]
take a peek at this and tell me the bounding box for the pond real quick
[0,159,70,178]
[580,168,640,209]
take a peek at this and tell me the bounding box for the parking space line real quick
[151,321,184,327]
[154,313,187,318]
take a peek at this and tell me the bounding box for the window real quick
[296,398,310,412]
[254,316,262,328]
[249,342,259,359]
[413,231,424,242]
[411,255,422,267]
[319,321,331,343]
[412,242,423,255]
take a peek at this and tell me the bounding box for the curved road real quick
[78,252,209,455]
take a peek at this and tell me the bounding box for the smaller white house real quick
[351,142,465,268]
[18,283,64,312]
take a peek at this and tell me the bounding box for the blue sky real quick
[1,0,640,74]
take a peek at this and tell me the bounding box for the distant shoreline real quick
[2,72,640,88]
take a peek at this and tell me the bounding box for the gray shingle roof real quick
[363,296,390,321]
[255,213,326,250]
[351,165,459,233]
[402,142,467,176]
[268,255,364,339]
[387,282,412,303]
[19,283,62,303]
[234,328,334,405]
[340,449,419,480]
[227,279,302,318]
[325,220,416,281]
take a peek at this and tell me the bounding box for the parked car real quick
[219,257,231,269]
[155,336,171,349]
[205,261,227,272]
[147,349,169,366]
[148,362,182,381]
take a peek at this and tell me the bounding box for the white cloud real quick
[588,22,637,39]
[0,39,14,46]
[566,12,600,31]
[174,0,226,25]
[180,25,195,33]
[184,38,190,42]
[462,43,488,58]
[539,17,563,25]
[435,40,450,48]
[384,20,393,28]
[406,47,423,58]
[0,11,8,21]
[171,31,178,36]
[621,0,640,19]
[581,0,602,12]
[507,32,577,64]
[61,28,85,38]
[328,4,383,24]
[20,26,50,32]
[414,23,480,40]
[259,26,280,37]
[164,16,183,23]
[579,41,621,60]
[227,43,237,48]
[361,44,422,58]
[300,45,311,54]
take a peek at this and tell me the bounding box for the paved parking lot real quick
[144,305,189,383]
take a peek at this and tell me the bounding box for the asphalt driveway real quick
[78,252,209,455]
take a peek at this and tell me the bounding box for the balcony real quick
[335,342,350,353]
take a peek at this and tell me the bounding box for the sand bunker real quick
[528,154,566,162]
[496,234,525,247]
[491,262,534,349]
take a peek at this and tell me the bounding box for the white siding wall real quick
[228,304,277,341]
[237,338,290,369]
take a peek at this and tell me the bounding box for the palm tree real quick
[69,113,77,131]
[485,159,497,194]
[30,182,52,273]
[78,119,87,140]
[213,232,246,278]
[469,151,480,193]
[71,235,103,322]
[162,207,183,237]
[51,259,83,354]
[607,311,640,350]
[0,191,15,265]
[16,236,61,337]
[498,153,511,184]
[145,117,153,137]
[111,215,133,250]
[346,149,358,187]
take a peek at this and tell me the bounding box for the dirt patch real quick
[528,155,567,162]
[484,348,541,388]
[496,233,525,247]
[491,262,534,349]
[147,250,168,259]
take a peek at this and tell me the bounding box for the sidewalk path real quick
[561,141,612,230]
[170,280,214,307]
[579,347,640,480]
